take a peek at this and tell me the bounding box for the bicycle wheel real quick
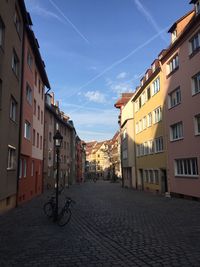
[43,202,53,218]
[58,208,72,227]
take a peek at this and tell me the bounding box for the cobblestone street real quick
[0,181,200,266]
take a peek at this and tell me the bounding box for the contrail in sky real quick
[68,25,169,109]
[48,0,90,44]
[134,0,168,44]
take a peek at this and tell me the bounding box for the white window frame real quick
[26,83,32,105]
[194,114,200,135]
[170,122,183,141]
[155,136,164,153]
[12,50,19,77]
[24,121,31,140]
[19,159,22,178]
[175,158,199,177]
[27,50,33,68]
[7,145,16,170]
[189,32,200,55]
[168,54,179,74]
[10,97,17,122]
[152,77,160,96]
[191,72,200,95]
[143,116,147,130]
[168,87,181,108]
[153,106,162,124]
[147,112,152,127]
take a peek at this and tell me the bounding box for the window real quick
[10,97,17,122]
[153,107,162,123]
[168,54,179,74]
[145,73,149,81]
[41,110,43,124]
[148,140,154,154]
[24,121,31,140]
[39,79,41,94]
[42,86,44,100]
[149,170,154,183]
[26,83,32,104]
[19,159,22,178]
[172,30,177,43]
[12,50,19,77]
[33,129,35,145]
[14,8,21,35]
[40,136,42,150]
[144,142,148,155]
[155,137,163,153]
[139,97,141,109]
[31,161,34,176]
[122,149,127,160]
[35,70,37,87]
[147,112,152,127]
[147,87,151,100]
[7,145,16,170]
[168,87,181,108]
[49,132,52,142]
[139,120,142,132]
[154,170,159,184]
[144,170,149,183]
[192,72,200,95]
[189,32,200,55]
[194,114,200,135]
[170,122,183,141]
[152,77,160,95]
[0,16,5,48]
[136,145,140,157]
[24,159,27,177]
[152,63,156,73]
[135,100,139,112]
[27,50,33,68]
[123,129,127,140]
[37,133,39,148]
[195,0,200,14]
[141,91,146,106]
[140,144,144,156]
[38,105,40,120]
[143,116,147,130]
[175,158,198,176]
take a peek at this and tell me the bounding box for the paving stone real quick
[0,181,200,266]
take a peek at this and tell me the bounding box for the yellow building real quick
[133,59,168,194]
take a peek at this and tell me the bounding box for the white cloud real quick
[116,72,128,79]
[84,91,106,103]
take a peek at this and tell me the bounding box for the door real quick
[161,169,168,193]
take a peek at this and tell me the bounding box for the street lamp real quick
[53,129,63,220]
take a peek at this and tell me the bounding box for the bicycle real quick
[43,196,75,226]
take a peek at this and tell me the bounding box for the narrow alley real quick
[0,181,200,267]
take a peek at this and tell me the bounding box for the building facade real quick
[161,1,200,198]
[0,0,26,212]
[18,19,50,204]
[133,60,168,194]
[115,93,135,188]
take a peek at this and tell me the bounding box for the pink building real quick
[161,1,200,198]
[18,15,50,204]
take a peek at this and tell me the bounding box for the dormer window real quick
[141,80,144,86]
[152,64,155,72]
[145,73,149,80]
[172,30,177,43]
[195,0,200,14]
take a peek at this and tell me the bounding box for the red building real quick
[17,13,50,204]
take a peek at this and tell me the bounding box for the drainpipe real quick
[16,24,25,207]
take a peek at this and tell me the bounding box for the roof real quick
[114,93,134,109]
[168,10,194,33]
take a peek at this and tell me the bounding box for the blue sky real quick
[25,0,191,142]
